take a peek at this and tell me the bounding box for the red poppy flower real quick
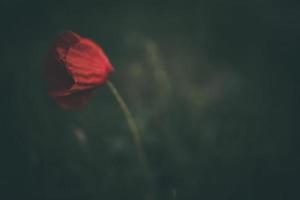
[45,31,113,109]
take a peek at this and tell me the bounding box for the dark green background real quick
[0,0,298,199]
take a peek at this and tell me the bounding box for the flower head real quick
[45,31,113,109]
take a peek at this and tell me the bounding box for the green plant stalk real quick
[107,80,149,170]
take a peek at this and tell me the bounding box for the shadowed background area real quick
[0,0,298,199]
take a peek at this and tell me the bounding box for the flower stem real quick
[107,81,147,168]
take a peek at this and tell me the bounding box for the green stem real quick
[107,80,147,166]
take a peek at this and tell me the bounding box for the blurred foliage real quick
[0,0,299,199]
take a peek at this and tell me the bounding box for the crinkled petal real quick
[45,31,113,109]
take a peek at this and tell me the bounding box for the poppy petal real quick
[45,31,113,109]
[52,90,94,109]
